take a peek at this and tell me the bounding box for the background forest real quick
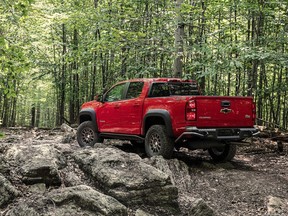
[0,0,287,129]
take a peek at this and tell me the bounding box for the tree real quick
[173,0,184,78]
[0,0,287,130]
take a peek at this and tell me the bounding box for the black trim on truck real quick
[175,127,259,143]
[143,109,174,137]
[78,108,98,132]
[99,133,144,142]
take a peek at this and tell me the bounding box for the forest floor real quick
[0,127,288,215]
[175,138,288,215]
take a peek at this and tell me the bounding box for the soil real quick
[175,141,288,215]
[0,127,287,215]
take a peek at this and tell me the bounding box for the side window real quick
[104,83,126,102]
[126,82,144,99]
[149,83,170,97]
[169,83,200,95]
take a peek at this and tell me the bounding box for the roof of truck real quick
[124,78,197,83]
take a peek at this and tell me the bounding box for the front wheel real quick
[145,125,174,159]
[77,121,101,147]
[208,143,236,162]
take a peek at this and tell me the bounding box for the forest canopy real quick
[0,0,287,129]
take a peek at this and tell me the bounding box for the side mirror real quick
[94,88,108,102]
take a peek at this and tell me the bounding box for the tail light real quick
[186,100,196,121]
[252,102,256,122]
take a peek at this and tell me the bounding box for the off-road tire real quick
[208,143,236,162]
[145,125,174,159]
[77,121,101,147]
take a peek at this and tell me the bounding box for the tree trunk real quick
[59,23,67,125]
[199,0,206,93]
[1,96,9,127]
[36,103,40,127]
[173,0,184,78]
[31,106,35,128]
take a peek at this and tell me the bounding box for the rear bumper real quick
[175,126,259,143]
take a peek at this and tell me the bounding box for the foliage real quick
[0,131,4,139]
[0,0,287,129]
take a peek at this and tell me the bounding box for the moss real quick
[0,132,5,139]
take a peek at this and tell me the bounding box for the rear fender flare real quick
[143,109,174,137]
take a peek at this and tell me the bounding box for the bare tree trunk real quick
[199,0,206,93]
[257,62,264,125]
[283,68,288,128]
[31,106,35,128]
[173,0,184,78]
[36,103,40,127]
[2,96,9,127]
[69,28,79,124]
[59,23,67,125]
[234,2,241,95]
[276,68,283,124]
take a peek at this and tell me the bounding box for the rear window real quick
[149,82,199,97]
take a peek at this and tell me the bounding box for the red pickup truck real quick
[77,78,259,161]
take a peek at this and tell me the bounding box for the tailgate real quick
[194,96,255,128]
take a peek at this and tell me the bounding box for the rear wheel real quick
[77,121,101,147]
[208,143,236,162]
[145,125,174,159]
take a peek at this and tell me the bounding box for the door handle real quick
[133,103,140,107]
[114,104,120,109]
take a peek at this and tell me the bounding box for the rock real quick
[0,155,9,174]
[0,174,20,207]
[3,135,21,143]
[267,195,288,215]
[62,133,75,143]
[9,185,127,216]
[7,202,41,216]
[60,123,75,133]
[59,166,83,187]
[73,147,179,213]
[49,185,128,215]
[189,198,215,216]
[4,144,66,186]
[135,209,154,216]
[146,156,216,216]
[61,123,76,143]
[28,183,46,194]
[145,156,193,193]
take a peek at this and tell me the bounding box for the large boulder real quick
[146,156,216,216]
[72,147,179,212]
[3,144,66,186]
[7,185,127,216]
[49,185,127,215]
[188,198,215,216]
[0,174,20,207]
[0,155,9,174]
[60,123,76,143]
[145,156,193,192]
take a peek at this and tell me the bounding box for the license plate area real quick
[217,129,239,137]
